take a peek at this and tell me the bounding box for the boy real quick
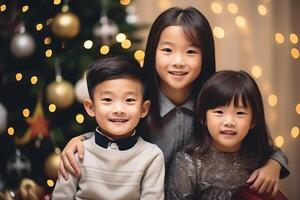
[52,56,165,200]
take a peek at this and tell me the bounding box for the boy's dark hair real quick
[86,55,144,100]
[189,70,275,170]
[143,7,216,128]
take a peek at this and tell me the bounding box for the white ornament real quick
[74,78,90,103]
[0,102,7,133]
[10,25,35,58]
[93,15,119,44]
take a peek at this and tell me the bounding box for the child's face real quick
[206,98,253,152]
[84,77,150,139]
[155,25,202,93]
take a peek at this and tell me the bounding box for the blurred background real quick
[0,0,299,199]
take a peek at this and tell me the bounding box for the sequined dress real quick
[166,148,255,200]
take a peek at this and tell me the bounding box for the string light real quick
[76,114,84,124]
[134,50,145,61]
[0,4,7,12]
[296,103,300,115]
[291,48,299,59]
[121,39,131,49]
[49,104,56,112]
[290,33,298,44]
[84,40,93,49]
[100,45,109,55]
[213,26,225,39]
[120,0,130,6]
[291,126,299,138]
[211,2,223,14]
[16,73,23,81]
[23,108,30,117]
[258,5,268,16]
[47,179,55,187]
[31,76,38,85]
[268,94,277,107]
[36,23,43,31]
[44,37,52,45]
[45,49,53,57]
[275,33,284,44]
[235,16,246,27]
[275,136,284,148]
[227,3,238,14]
[8,127,14,136]
[116,33,126,43]
[53,0,61,5]
[251,65,262,78]
[22,5,29,13]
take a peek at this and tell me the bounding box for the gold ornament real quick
[44,152,60,180]
[51,11,80,39]
[46,80,75,109]
[18,178,44,200]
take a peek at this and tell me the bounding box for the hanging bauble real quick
[44,151,60,180]
[10,24,35,58]
[51,5,80,39]
[93,15,118,44]
[126,6,138,24]
[0,102,7,133]
[18,178,44,200]
[46,80,75,109]
[74,78,89,103]
[6,149,31,182]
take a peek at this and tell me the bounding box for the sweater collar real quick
[94,127,138,151]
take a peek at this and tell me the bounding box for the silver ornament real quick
[74,78,90,103]
[6,149,31,181]
[93,15,119,44]
[10,32,35,58]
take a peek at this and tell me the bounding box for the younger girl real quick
[58,7,288,194]
[166,70,287,200]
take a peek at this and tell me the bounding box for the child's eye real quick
[161,48,172,53]
[213,110,223,115]
[236,111,246,116]
[186,49,198,54]
[101,98,112,102]
[126,98,136,102]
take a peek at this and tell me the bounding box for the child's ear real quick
[140,100,150,118]
[83,99,95,117]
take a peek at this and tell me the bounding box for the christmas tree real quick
[0,0,144,198]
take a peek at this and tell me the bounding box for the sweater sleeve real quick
[270,147,289,179]
[140,147,165,200]
[51,155,80,200]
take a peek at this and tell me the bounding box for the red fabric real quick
[233,186,288,200]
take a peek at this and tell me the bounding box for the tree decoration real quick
[74,75,89,103]
[0,102,8,133]
[44,149,60,180]
[10,23,35,58]
[51,4,80,39]
[15,97,49,145]
[6,149,31,182]
[18,178,44,200]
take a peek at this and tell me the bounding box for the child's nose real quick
[113,102,125,114]
[172,53,185,67]
[224,116,235,126]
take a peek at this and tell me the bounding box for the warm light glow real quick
[31,76,38,85]
[49,104,56,112]
[22,5,29,13]
[211,2,223,14]
[121,39,131,49]
[213,26,225,39]
[84,40,93,49]
[47,179,55,187]
[45,49,53,57]
[53,0,61,5]
[258,5,268,16]
[116,33,126,43]
[235,16,246,27]
[23,108,30,117]
[290,33,299,44]
[275,136,284,148]
[275,33,284,44]
[36,23,43,31]
[44,37,52,45]
[251,65,262,78]
[291,48,299,59]
[134,50,145,61]
[227,3,238,14]
[0,4,7,12]
[76,114,84,124]
[100,45,110,55]
[8,127,14,136]
[16,73,23,81]
[120,0,130,6]
[296,103,300,114]
[268,95,278,107]
[291,126,299,138]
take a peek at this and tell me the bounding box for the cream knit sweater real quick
[52,135,165,200]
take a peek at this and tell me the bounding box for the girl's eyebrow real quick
[158,41,174,45]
